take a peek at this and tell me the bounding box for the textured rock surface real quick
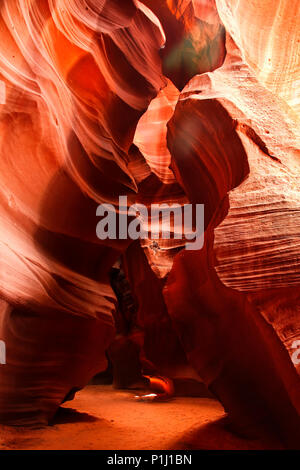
[216,0,300,120]
[0,0,299,448]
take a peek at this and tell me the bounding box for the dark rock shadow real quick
[51,407,99,425]
[168,416,284,450]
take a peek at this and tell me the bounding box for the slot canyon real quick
[0,0,299,451]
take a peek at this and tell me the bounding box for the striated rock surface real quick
[0,0,299,448]
[0,0,165,425]
[216,0,300,121]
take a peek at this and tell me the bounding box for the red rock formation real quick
[164,96,300,447]
[0,0,299,449]
[0,0,164,425]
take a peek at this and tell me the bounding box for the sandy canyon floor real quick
[0,385,282,450]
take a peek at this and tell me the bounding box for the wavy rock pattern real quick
[181,39,300,291]
[0,0,165,425]
[0,0,299,448]
[216,0,300,121]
